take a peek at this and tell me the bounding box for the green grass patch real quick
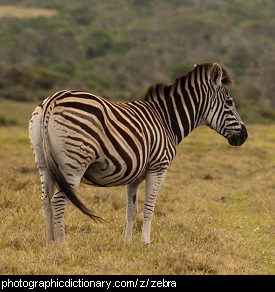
[0,99,38,127]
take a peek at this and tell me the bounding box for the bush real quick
[0,115,17,126]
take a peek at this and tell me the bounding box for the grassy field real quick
[0,6,57,19]
[0,100,274,275]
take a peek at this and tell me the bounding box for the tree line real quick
[0,0,274,123]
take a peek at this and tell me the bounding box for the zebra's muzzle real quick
[228,124,248,146]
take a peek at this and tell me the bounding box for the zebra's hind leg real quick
[50,168,84,244]
[29,105,55,244]
[40,170,55,244]
[125,183,140,244]
[51,188,69,244]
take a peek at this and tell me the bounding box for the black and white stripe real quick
[29,62,247,245]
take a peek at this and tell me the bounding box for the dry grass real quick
[0,6,57,19]
[0,101,274,275]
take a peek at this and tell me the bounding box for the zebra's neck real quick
[144,74,206,145]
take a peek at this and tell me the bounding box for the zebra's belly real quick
[81,157,146,187]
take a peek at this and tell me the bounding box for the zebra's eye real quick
[225,99,233,106]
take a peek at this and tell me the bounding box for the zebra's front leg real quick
[141,171,167,246]
[51,189,69,244]
[125,183,140,244]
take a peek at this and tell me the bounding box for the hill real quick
[0,0,274,122]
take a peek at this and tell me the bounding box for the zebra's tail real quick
[42,105,103,223]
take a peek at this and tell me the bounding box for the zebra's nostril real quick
[241,124,248,140]
[228,124,248,146]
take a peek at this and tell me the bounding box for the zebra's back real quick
[41,90,176,187]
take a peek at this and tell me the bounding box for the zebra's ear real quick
[210,63,223,86]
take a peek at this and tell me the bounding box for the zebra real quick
[29,62,248,245]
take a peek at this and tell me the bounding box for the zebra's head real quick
[203,63,248,146]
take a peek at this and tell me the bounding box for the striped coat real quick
[29,63,247,245]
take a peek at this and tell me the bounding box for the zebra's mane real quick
[220,65,234,86]
[143,82,171,101]
[143,63,234,101]
[181,63,234,86]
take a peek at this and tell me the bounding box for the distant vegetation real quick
[0,5,57,19]
[0,0,274,123]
